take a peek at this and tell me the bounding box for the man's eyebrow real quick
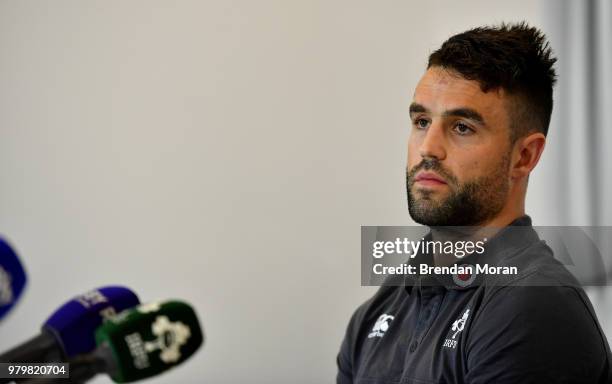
[409,103,427,115]
[443,108,486,125]
[409,103,487,126]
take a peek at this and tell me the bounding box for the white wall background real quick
[2,1,603,383]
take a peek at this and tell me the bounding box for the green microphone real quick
[94,299,204,383]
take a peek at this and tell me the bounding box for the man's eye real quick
[453,122,474,135]
[414,118,429,129]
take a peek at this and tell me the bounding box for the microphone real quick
[0,237,27,322]
[66,300,204,383]
[0,286,140,366]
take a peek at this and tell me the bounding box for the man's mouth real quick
[414,171,447,187]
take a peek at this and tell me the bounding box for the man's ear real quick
[511,132,546,180]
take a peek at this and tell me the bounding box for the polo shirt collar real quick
[404,215,540,292]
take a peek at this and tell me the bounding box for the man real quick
[337,23,612,383]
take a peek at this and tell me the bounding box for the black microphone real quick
[0,286,140,384]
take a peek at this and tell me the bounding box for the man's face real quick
[407,67,513,226]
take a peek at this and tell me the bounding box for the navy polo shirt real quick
[337,216,612,383]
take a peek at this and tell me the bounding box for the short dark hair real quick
[428,22,557,141]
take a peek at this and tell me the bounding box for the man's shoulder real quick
[466,268,612,384]
[346,284,402,330]
[474,237,608,336]
[482,236,581,290]
[475,240,605,342]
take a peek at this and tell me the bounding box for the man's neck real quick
[430,210,526,267]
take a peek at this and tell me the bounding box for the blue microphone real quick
[0,286,140,367]
[0,237,27,322]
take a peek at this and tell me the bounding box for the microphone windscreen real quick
[95,300,203,383]
[0,237,27,322]
[43,286,140,358]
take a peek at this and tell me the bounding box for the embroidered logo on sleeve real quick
[368,314,395,338]
[442,308,470,349]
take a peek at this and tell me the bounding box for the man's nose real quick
[419,122,446,160]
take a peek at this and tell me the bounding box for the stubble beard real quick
[406,155,510,227]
